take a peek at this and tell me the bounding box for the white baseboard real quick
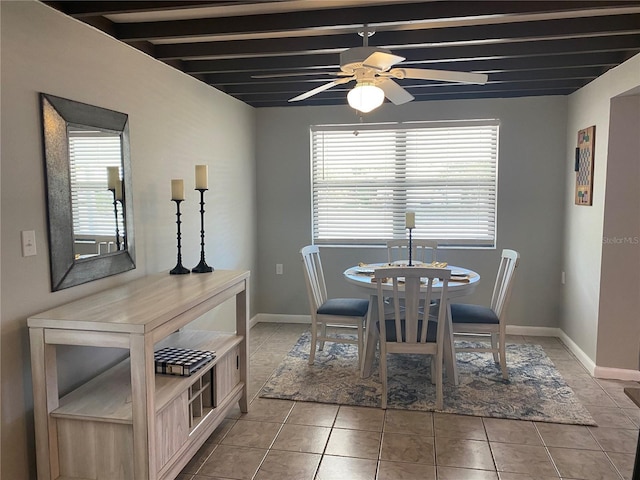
[593,366,640,381]
[251,313,310,329]
[506,325,562,337]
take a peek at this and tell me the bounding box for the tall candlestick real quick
[405,211,415,229]
[169,199,190,275]
[115,180,123,202]
[192,188,213,273]
[107,166,119,190]
[171,179,185,201]
[195,165,208,190]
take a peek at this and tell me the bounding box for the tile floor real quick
[178,322,640,480]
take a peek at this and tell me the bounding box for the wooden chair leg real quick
[319,322,327,351]
[491,333,499,363]
[499,332,508,379]
[309,321,318,365]
[435,349,443,410]
[380,347,388,409]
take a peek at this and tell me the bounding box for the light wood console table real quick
[28,270,250,480]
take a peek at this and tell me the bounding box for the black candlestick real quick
[170,199,190,275]
[109,188,121,251]
[192,188,213,273]
[408,227,414,266]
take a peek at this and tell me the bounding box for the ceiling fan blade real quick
[378,78,414,105]
[363,51,405,71]
[288,77,354,102]
[392,68,488,85]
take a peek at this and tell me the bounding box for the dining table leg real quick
[360,294,378,378]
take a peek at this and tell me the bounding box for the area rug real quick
[259,331,596,426]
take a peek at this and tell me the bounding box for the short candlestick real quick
[170,199,190,275]
[192,188,213,273]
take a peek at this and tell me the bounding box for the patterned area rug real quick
[260,331,596,426]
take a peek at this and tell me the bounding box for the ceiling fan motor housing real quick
[340,46,392,73]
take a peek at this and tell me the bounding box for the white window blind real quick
[68,128,124,237]
[311,120,499,247]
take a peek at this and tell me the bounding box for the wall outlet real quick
[561,271,566,285]
[276,263,283,275]
[22,230,37,257]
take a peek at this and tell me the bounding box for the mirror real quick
[40,93,135,291]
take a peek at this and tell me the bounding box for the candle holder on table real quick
[192,188,213,273]
[170,199,190,275]
[109,188,121,251]
[408,227,414,266]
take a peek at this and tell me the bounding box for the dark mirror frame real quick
[40,93,135,291]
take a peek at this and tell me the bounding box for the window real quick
[311,120,499,247]
[68,127,124,237]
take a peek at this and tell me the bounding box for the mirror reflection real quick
[40,93,135,291]
[68,126,127,258]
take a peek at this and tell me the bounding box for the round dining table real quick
[343,262,481,384]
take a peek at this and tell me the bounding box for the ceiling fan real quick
[286,28,488,113]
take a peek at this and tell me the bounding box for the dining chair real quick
[300,245,369,365]
[373,266,451,409]
[386,239,438,264]
[450,249,520,379]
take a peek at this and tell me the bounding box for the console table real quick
[28,270,250,480]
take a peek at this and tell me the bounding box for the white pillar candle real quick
[107,166,119,190]
[171,179,185,201]
[195,165,208,190]
[405,211,416,229]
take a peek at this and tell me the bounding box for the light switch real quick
[22,230,37,257]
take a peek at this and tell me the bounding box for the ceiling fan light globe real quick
[347,84,384,113]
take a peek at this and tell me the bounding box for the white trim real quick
[506,325,562,337]
[593,366,640,381]
[252,313,311,328]
[556,329,597,376]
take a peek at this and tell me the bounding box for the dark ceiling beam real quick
[152,14,640,59]
[195,51,627,82]
[113,1,638,41]
[42,1,217,18]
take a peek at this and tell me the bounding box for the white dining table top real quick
[343,261,481,295]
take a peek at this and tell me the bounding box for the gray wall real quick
[1,2,256,478]
[563,54,640,367]
[255,96,568,329]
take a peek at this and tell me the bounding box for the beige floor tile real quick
[553,359,590,375]
[573,385,619,407]
[380,432,435,464]
[522,336,564,349]
[220,419,281,448]
[534,422,600,450]
[548,447,622,480]
[586,405,638,429]
[623,408,640,427]
[378,460,436,480]
[589,426,639,454]
[497,474,559,479]
[437,466,499,479]
[434,412,487,440]
[606,452,635,480]
[315,455,377,480]
[271,423,331,454]
[197,444,267,479]
[483,418,542,445]
[384,409,434,436]
[490,443,557,476]
[563,373,602,388]
[435,437,495,470]
[205,418,237,444]
[325,428,381,459]
[286,401,339,427]
[240,397,294,423]
[180,441,217,474]
[253,450,321,480]
[334,405,385,431]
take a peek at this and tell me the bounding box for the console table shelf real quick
[29,270,250,480]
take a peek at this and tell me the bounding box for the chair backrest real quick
[491,249,520,319]
[386,239,438,264]
[374,267,451,346]
[300,245,328,311]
